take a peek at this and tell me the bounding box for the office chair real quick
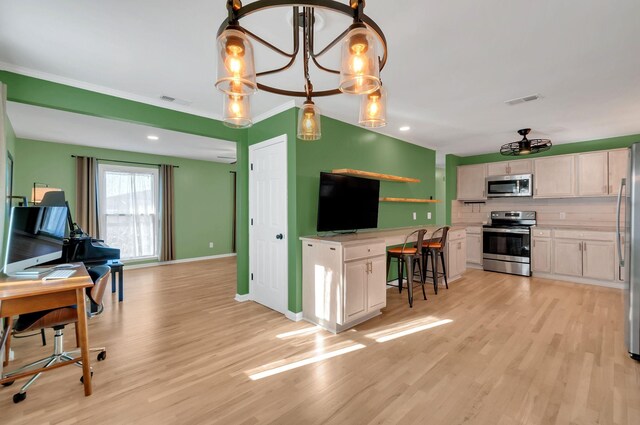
[1,266,110,403]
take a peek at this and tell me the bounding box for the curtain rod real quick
[70,155,179,168]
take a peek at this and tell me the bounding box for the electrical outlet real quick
[209,242,214,248]
[427,212,432,219]
[560,212,566,220]
[412,212,417,220]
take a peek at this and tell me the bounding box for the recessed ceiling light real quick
[399,126,411,132]
[147,135,159,141]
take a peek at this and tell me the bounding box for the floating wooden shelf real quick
[332,169,420,183]
[379,197,440,203]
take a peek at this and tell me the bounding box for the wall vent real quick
[160,95,192,106]
[504,94,541,106]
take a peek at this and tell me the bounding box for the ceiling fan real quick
[500,128,552,156]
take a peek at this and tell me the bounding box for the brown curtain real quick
[160,164,176,261]
[75,156,99,237]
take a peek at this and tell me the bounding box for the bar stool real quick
[386,229,427,308]
[422,226,450,295]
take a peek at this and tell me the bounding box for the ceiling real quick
[1,0,639,156]
[7,102,237,163]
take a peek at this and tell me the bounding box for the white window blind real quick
[98,164,160,261]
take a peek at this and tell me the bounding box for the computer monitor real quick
[3,206,69,274]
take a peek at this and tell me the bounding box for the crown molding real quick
[0,61,224,121]
[253,100,296,124]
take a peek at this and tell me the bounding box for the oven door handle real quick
[482,228,530,235]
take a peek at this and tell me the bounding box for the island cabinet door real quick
[343,260,368,323]
[367,256,387,311]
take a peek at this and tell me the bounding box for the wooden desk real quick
[0,265,94,396]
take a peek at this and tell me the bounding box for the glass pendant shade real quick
[359,86,387,127]
[297,101,321,141]
[215,28,257,96]
[339,25,380,95]
[223,94,252,128]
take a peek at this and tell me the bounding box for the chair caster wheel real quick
[13,392,26,403]
[97,351,107,361]
[2,380,15,387]
[80,371,94,384]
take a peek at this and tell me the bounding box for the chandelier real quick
[215,0,389,140]
[500,128,553,156]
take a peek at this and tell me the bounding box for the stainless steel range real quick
[482,211,536,277]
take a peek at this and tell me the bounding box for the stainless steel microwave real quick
[485,174,533,198]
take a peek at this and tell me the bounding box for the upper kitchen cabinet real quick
[487,159,532,176]
[608,149,629,195]
[577,151,609,196]
[457,164,487,200]
[533,155,576,198]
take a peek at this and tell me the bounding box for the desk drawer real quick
[344,242,386,261]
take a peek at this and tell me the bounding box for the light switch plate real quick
[412,212,417,220]
[427,212,432,219]
[209,242,214,248]
[560,212,566,219]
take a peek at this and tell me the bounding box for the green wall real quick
[13,138,236,261]
[295,112,437,312]
[445,133,640,224]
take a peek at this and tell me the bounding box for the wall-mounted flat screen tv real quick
[317,172,380,232]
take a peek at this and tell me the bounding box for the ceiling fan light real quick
[215,28,257,96]
[223,94,252,128]
[359,86,387,128]
[518,140,532,155]
[297,100,322,141]
[339,25,380,95]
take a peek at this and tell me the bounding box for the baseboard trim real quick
[124,253,237,270]
[532,272,625,289]
[285,310,303,321]
[235,293,251,302]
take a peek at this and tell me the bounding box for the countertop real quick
[300,225,466,246]
[453,222,616,233]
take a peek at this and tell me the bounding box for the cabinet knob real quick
[276,233,284,240]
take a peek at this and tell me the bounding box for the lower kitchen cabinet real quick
[535,229,619,286]
[582,240,615,281]
[446,229,467,280]
[302,238,387,333]
[532,236,552,273]
[466,227,482,265]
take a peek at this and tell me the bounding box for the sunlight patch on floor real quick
[247,343,366,380]
[276,326,321,339]
[366,318,453,342]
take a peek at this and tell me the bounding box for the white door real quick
[249,135,288,314]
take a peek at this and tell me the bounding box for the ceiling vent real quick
[504,94,541,106]
[160,95,192,106]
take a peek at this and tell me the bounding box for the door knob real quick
[276,234,284,240]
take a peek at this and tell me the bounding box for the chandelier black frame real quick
[216,0,388,99]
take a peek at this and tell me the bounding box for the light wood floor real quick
[2,258,639,425]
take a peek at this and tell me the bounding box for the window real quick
[98,164,160,261]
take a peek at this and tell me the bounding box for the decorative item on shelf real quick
[31,183,61,205]
[359,85,387,128]
[500,128,552,156]
[214,0,388,137]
